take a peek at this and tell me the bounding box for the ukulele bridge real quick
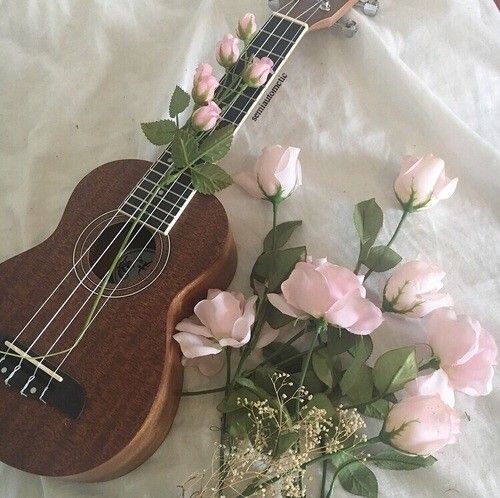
[0,335,85,419]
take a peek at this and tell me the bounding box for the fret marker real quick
[158,189,165,196]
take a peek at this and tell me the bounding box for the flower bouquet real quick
[138,12,497,498]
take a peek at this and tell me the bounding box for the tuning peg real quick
[268,0,280,11]
[355,0,379,16]
[332,17,358,38]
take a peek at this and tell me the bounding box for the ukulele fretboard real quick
[120,14,307,235]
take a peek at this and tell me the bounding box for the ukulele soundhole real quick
[73,211,170,298]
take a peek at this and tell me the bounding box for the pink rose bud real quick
[174,289,257,363]
[405,369,455,407]
[243,56,274,87]
[383,394,461,455]
[383,258,453,318]
[394,154,458,211]
[191,101,221,131]
[216,34,240,68]
[268,257,383,335]
[234,145,302,201]
[236,13,257,44]
[191,63,219,104]
[426,308,498,396]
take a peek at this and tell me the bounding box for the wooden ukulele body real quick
[0,159,237,481]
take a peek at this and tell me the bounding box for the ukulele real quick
[0,0,374,482]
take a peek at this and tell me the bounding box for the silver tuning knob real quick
[268,0,281,11]
[332,18,358,38]
[355,0,379,16]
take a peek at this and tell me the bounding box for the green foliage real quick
[252,246,306,292]
[265,305,294,329]
[371,449,437,470]
[191,163,232,194]
[326,327,357,356]
[304,393,336,418]
[338,460,378,498]
[359,399,391,420]
[312,346,340,389]
[262,342,302,373]
[197,124,235,162]
[354,198,383,260]
[217,387,260,413]
[140,119,177,145]
[171,129,198,168]
[274,431,299,456]
[340,337,374,403]
[292,368,325,395]
[226,409,252,438]
[263,220,302,252]
[373,346,417,395]
[363,245,402,272]
[169,85,190,117]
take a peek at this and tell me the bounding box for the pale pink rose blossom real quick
[426,308,497,396]
[234,145,302,201]
[394,154,458,211]
[236,13,257,43]
[268,257,383,335]
[192,63,219,104]
[216,34,240,68]
[384,394,461,455]
[243,56,274,87]
[383,258,453,318]
[174,289,257,362]
[182,354,224,377]
[191,101,221,131]
[405,369,455,407]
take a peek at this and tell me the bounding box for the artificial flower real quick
[174,289,257,361]
[191,101,221,131]
[234,145,302,202]
[405,369,455,407]
[383,394,461,455]
[383,258,453,318]
[394,154,458,211]
[216,34,240,68]
[236,13,257,44]
[427,308,497,396]
[192,63,219,104]
[268,257,383,335]
[243,56,274,87]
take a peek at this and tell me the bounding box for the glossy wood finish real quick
[0,159,237,481]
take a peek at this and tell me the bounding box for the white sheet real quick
[1,0,499,496]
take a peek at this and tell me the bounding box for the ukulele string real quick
[36,1,323,400]
[1,2,303,364]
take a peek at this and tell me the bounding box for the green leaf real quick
[292,369,325,394]
[191,163,232,194]
[350,336,374,362]
[266,305,294,329]
[159,168,181,186]
[169,85,190,117]
[359,399,391,420]
[362,245,402,272]
[262,342,302,373]
[140,119,177,145]
[326,327,357,356]
[274,431,299,456]
[217,387,260,413]
[198,124,235,162]
[354,198,383,259]
[263,220,302,252]
[305,393,336,418]
[373,347,417,395]
[340,336,374,403]
[338,461,378,498]
[252,246,306,292]
[371,449,437,470]
[171,130,198,168]
[227,409,252,438]
[312,346,335,388]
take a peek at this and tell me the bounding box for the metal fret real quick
[120,14,307,235]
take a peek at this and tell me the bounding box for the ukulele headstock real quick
[269,0,378,32]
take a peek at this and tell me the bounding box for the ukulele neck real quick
[119,13,308,236]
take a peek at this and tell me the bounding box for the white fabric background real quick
[1,0,499,496]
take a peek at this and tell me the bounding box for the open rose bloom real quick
[268,257,383,335]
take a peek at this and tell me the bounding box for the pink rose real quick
[191,101,221,131]
[216,34,240,68]
[192,63,219,104]
[405,369,455,407]
[243,56,274,88]
[383,258,453,318]
[394,154,458,211]
[268,257,383,335]
[234,145,302,201]
[236,13,257,44]
[174,289,257,356]
[383,394,461,455]
[426,308,497,396]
